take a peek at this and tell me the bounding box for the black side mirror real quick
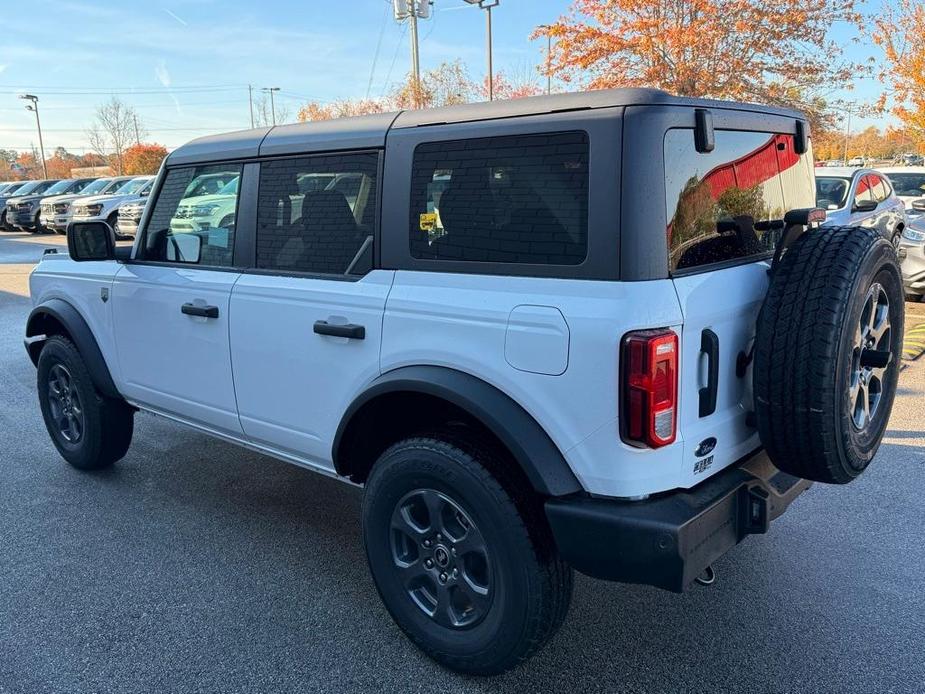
[67,221,115,261]
[853,199,878,213]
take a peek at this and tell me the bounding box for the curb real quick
[902,322,925,362]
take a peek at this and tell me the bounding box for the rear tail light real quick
[621,329,678,448]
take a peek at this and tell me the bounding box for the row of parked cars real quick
[0,175,153,237]
[813,165,924,300]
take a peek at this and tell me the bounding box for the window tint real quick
[256,153,378,275]
[665,129,815,272]
[142,164,242,267]
[409,132,589,265]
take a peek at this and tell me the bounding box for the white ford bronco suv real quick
[25,89,903,675]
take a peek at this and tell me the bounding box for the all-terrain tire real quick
[363,435,573,675]
[754,225,903,484]
[37,336,134,470]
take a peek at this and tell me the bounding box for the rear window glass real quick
[410,132,589,266]
[665,129,815,272]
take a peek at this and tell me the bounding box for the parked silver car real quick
[898,217,925,301]
[816,167,906,246]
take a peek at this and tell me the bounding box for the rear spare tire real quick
[754,225,903,484]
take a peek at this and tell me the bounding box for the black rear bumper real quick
[545,451,811,593]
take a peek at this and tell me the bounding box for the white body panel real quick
[672,261,767,488]
[380,271,685,497]
[110,264,242,436]
[228,270,394,467]
[28,256,123,382]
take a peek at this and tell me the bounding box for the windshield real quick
[113,178,150,195]
[2,182,26,195]
[11,180,43,196]
[885,172,925,198]
[217,177,239,195]
[43,180,77,195]
[816,177,851,208]
[79,178,113,195]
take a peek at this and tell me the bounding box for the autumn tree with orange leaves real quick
[122,143,169,175]
[874,0,925,137]
[297,60,542,123]
[536,0,864,127]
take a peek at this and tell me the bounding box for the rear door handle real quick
[698,328,719,418]
[181,303,219,319]
[313,320,365,340]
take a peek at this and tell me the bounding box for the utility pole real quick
[262,87,280,125]
[19,94,47,178]
[466,1,500,101]
[248,85,255,128]
[538,24,553,95]
[843,104,853,163]
[133,114,140,145]
[394,0,431,108]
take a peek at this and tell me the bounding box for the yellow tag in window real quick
[419,213,437,232]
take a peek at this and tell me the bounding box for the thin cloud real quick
[155,60,171,88]
[163,8,188,26]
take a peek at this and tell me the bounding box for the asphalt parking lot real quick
[1,232,923,694]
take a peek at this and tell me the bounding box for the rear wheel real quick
[37,336,134,470]
[363,435,572,675]
[754,225,903,483]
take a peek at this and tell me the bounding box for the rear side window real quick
[665,129,815,272]
[142,163,242,267]
[409,132,589,265]
[256,152,379,275]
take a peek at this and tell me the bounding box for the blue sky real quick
[0,0,891,155]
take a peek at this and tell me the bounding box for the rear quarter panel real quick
[380,271,684,497]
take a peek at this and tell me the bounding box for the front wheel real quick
[363,436,572,675]
[37,336,134,470]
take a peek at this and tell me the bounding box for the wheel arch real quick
[333,366,582,497]
[25,298,121,400]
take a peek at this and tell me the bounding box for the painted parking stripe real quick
[902,322,925,361]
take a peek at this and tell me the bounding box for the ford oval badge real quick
[695,437,717,457]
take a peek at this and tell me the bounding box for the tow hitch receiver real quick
[739,486,770,536]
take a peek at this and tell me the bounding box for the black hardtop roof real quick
[167,88,806,165]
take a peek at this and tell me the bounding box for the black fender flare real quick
[333,365,582,497]
[25,298,121,400]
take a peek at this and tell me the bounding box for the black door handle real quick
[699,328,719,418]
[181,303,219,319]
[313,320,365,340]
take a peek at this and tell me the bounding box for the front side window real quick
[142,164,242,267]
[869,174,889,202]
[409,132,589,265]
[255,153,378,275]
[665,129,815,272]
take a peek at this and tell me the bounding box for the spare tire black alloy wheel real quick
[391,488,492,629]
[850,283,892,430]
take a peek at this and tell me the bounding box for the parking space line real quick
[902,322,925,361]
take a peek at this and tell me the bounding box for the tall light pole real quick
[466,0,500,101]
[19,94,47,178]
[262,87,280,125]
[842,103,854,163]
[393,1,431,108]
[538,24,554,95]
